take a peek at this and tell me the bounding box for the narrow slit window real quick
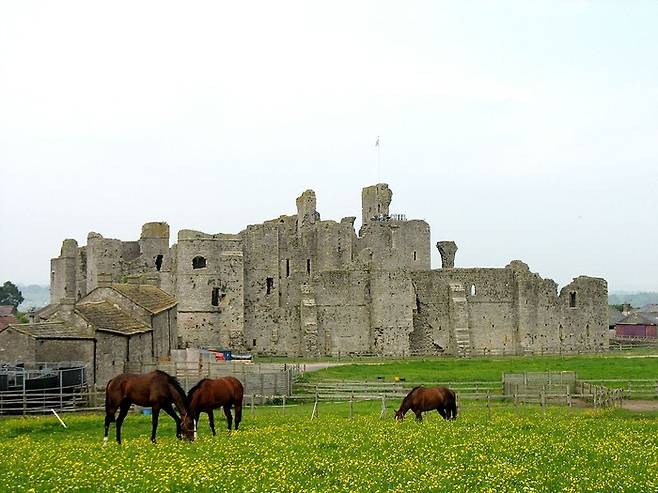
[266,277,274,294]
[252,338,257,347]
[155,254,163,271]
[211,287,220,306]
[470,284,476,296]
[570,292,577,308]
[192,256,206,269]
[286,259,290,278]
[306,259,311,274]
[413,251,417,261]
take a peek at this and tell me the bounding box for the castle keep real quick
[46,184,608,357]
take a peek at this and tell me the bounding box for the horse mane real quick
[187,378,210,401]
[156,370,188,405]
[402,385,422,404]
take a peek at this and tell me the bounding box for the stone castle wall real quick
[47,184,609,357]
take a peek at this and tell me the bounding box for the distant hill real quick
[17,284,49,310]
[609,292,658,308]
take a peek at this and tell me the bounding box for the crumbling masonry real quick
[48,184,608,356]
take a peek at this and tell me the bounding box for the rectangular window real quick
[211,287,220,306]
[286,259,290,278]
[266,277,274,294]
[252,338,257,347]
[569,292,577,308]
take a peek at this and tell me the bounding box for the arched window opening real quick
[192,256,207,269]
[266,277,274,295]
[155,255,163,271]
[470,284,476,296]
[569,292,577,308]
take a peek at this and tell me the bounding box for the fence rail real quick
[5,374,655,416]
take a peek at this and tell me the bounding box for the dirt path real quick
[300,362,349,372]
[620,400,658,412]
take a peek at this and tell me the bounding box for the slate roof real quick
[0,314,18,333]
[608,306,624,326]
[0,305,16,317]
[35,303,59,320]
[75,301,151,335]
[616,312,658,326]
[110,284,177,314]
[8,321,94,339]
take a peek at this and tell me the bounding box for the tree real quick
[0,281,24,309]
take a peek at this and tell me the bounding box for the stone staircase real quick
[449,283,471,356]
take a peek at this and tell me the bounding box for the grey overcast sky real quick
[1,1,657,291]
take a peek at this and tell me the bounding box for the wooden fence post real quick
[593,386,597,408]
[540,391,545,414]
[486,391,491,419]
[282,394,286,417]
[260,374,265,405]
[22,370,27,416]
[311,394,318,420]
[250,394,255,416]
[59,369,64,411]
[380,395,386,418]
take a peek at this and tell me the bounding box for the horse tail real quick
[450,389,458,419]
[233,377,244,403]
[104,377,116,422]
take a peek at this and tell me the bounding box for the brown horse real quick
[104,370,195,444]
[187,376,244,436]
[394,386,457,422]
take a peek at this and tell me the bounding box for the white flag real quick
[375,136,380,147]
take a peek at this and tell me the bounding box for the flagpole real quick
[376,136,381,182]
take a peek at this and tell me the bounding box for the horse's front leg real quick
[151,405,161,444]
[415,411,423,422]
[437,408,448,420]
[161,403,181,439]
[208,410,217,436]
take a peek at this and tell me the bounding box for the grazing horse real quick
[104,370,195,444]
[394,386,457,422]
[187,376,244,435]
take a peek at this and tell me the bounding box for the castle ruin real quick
[47,184,609,357]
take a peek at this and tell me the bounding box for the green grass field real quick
[1,402,657,492]
[305,353,658,383]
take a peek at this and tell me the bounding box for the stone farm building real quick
[0,284,177,385]
[3,183,608,375]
